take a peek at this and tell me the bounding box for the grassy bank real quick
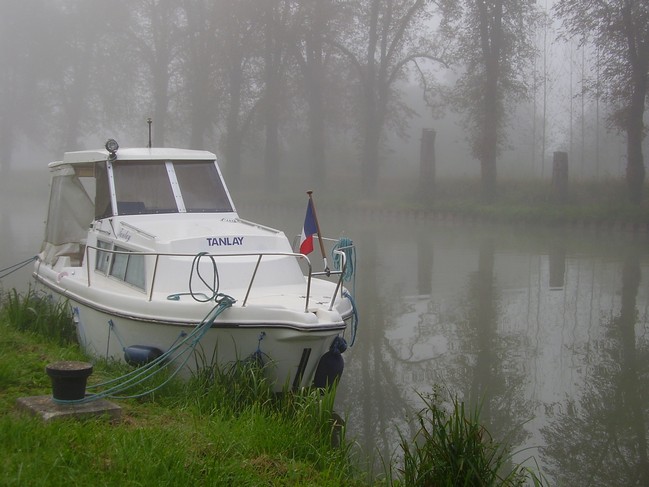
[0,291,361,487]
[0,290,544,486]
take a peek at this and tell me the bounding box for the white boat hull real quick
[71,299,342,390]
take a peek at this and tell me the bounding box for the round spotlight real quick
[105,139,119,154]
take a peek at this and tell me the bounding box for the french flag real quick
[299,199,317,255]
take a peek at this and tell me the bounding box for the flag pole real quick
[307,191,329,275]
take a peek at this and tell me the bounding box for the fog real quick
[1,0,645,201]
[3,3,649,483]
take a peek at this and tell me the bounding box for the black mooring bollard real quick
[46,361,93,401]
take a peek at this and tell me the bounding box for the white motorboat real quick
[33,139,357,392]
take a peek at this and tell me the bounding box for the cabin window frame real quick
[94,239,146,291]
[106,159,234,216]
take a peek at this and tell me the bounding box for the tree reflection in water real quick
[337,234,415,472]
[449,239,531,458]
[541,250,649,486]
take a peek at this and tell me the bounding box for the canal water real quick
[243,205,649,485]
[2,196,648,485]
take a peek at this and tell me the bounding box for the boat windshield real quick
[110,160,233,215]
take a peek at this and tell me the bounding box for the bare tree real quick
[124,0,186,146]
[52,1,112,150]
[287,0,350,185]
[259,0,293,191]
[215,0,264,187]
[182,0,219,149]
[328,0,447,196]
[554,0,649,204]
[286,0,338,184]
[443,0,538,202]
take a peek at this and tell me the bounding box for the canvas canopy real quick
[40,165,94,266]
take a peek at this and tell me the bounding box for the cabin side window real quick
[95,240,111,273]
[110,246,145,290]
[95,241,145,290]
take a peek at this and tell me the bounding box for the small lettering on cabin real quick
[118,229,132,242]
[206,237,245,247]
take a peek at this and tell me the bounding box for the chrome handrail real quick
[82,244,353,313]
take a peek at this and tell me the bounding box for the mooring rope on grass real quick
[54,293,235,405]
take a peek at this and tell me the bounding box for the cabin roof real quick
[49,147,217,168]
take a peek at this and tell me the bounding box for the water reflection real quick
[331,214,649,484]
[451,239,530,448]
[548,240,566,290]
[343,234,414,468]
[541,250,649,486]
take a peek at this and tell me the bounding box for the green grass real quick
[0,287,77,345]
[1,290,545,486]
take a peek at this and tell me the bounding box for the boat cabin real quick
[41,141,235,270]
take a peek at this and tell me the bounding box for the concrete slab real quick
[16,395,122,423]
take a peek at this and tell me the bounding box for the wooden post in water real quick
[552,151,569,202]
[419,128,436,202]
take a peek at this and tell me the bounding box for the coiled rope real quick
[188,252,221,302]
[331,238,355,283]
[54,293,235,404]
[166,252,221,303]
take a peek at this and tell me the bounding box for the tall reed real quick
[390,393,544,486]
[0,288,76,345]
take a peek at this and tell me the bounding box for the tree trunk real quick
[0,116,13,175]
[359,1,382,196]
[480,67,499,202]
[63,41,93,151]
[152,72,169,147]
[552,151,569,203]
[149,2,171,148]
[477,0,502,203]
[307,87,326,183]
[418,128,436,202]
[186,2,211,150]
[361,115,381,195]
[304,2,327,184]
[224,55,244,187]
[625,75,646,204]
[263,1,282,191]
[264,90,281,191]
[188,60,210,150]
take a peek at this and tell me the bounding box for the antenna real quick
[147,118,152,148]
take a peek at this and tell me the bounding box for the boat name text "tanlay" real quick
[206,237,245,246]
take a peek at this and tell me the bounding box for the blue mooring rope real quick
[54,293,236,405]
[0,256,37,280]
